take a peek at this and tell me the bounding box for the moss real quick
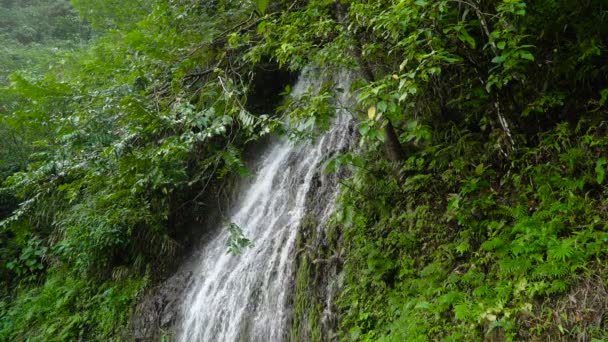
[290,255,325,342]
[289,214,328,342]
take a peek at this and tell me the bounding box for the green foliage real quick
[290,255,323,342]
[70,0,151,30]
[289,215,335,342]
[5,237,46,280]
[248,0,608,340]
[0,0,90,231]
[0,270,147,341]
[0,0,89,82]
[256,0,271,15]
[336,120,608,341]
[0,0,285,339]
[2,0,608,339]
[226,223,252,255]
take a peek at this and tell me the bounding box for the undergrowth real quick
[0,270,147,341]
[336,120,608,341]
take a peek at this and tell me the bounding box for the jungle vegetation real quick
[1,0,607,341]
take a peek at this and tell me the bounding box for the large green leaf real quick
[257,0,270,15]
[596,157,606,184]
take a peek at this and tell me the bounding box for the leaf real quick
[595,157,606,184]
[377,101,388,113]
[491,55,505,64]
[475,163,485,175]
[454,303,471,320]
[257,20,268,34]
[257,0,270,15]
[324,159,338,174]
[456,242,470,254]
[367,106,377,120]
[520,51,535,61]
[457,27,476,49]
[226,223,252,255]
[415,301,431,309]
[600,88,608,105]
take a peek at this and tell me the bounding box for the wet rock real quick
[131,270,193,341]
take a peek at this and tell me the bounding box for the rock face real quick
[131,270,193,341]
[287,157,352,342]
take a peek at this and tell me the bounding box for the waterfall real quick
[177,70,356,341]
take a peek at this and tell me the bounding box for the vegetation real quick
[1,1,277,340]
[0,0,89,82]
[1,0,607,340]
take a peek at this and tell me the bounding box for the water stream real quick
[178,71,355,342]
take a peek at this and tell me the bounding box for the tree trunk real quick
[335,1,406,162]
[384,120,406,161]
[357,44,406,161]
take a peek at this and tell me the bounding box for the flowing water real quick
[178,71,356,341]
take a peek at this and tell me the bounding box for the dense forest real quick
[1,0,607,341]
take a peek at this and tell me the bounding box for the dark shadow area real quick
[245,58,298,115]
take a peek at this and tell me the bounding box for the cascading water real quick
[178,71,356,341]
